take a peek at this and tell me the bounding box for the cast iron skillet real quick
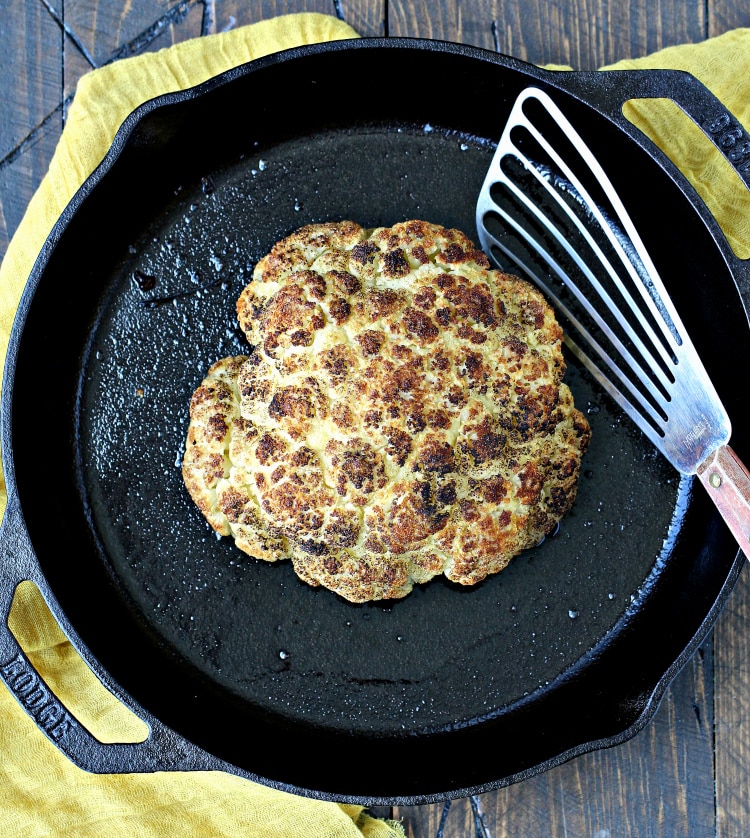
[1,38,750,805]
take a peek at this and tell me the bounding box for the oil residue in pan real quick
[76,124,681,735]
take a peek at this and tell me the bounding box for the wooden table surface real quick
[3,2,750,836]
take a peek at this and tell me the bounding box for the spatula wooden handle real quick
[697,445,750,556]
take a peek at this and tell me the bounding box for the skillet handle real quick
[552,68,750,192]
[0,499,221,776]
[636,69,750,191]
[697,445,750,559]
[549,68,750,292]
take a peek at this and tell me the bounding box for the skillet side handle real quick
[552,67,750,294]
[651,69,750,192]
[557,69,750,193]
[0,499,220,776]
[697,445,750,558]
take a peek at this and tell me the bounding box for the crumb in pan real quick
[182,220,591,602]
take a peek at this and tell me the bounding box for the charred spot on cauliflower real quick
[182,220,591,602]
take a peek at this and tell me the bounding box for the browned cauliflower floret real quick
[182,220,591,602]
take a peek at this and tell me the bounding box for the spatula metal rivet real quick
[709,472,722,489]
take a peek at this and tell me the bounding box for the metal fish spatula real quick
[475,86,750,554]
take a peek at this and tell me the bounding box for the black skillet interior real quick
[3,39,748,803]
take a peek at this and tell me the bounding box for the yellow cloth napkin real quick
[2,12,750,835]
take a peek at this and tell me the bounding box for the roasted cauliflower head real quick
[182,220,591,602]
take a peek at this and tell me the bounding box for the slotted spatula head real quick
[475,86,731,476]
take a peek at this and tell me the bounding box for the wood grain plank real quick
[698,3,750,836]
[204,0,351,35]
[714,565,750,837]
[387,0,706,68]
[708,2,750,833]
[386,0,460,44]
[708,0,750,38]
[204,0,383,37]
[337,0,384,36]
[0,0,61,158]
[63,0,202,67]
[0,0,62,257]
